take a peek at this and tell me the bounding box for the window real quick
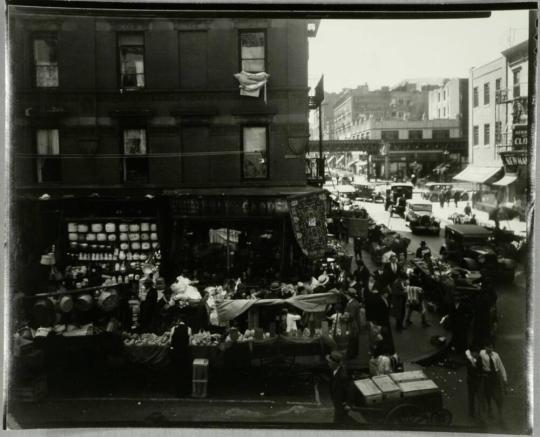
[36,129,60,182]
[484,83,490,105]
[242,126,268,179]
[123,129,148,183]
[473,87,479,107]
[432,130,450,139]
[443,107,446,117]
[239,31,265,73]
[513,68,521,98]
[484,123,490,145]
[33,35,58,87]
[495,121,502,144]
[495,78,501,92]
[381,130,399,141]
[438,108,441,118]
[473,126,479,146]
[118,33,145,90]
[408,130,423,140]
[438,93,440,102]
[443,90,446,100]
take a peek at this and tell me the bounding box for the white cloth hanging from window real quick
[234,71,270,102]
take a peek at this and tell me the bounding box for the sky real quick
[308,10,530,93]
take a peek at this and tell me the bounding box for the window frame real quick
[483,82,490,105]
[117,32,146,91]
[473,125,479,146]
[241,125,269,180]
[432,129,450,140]
[381,130,399,141]
[473,86,479,107]
[408,130,423,140]
[483,123,490,146]
[121,127,149,184]
[495,121,502,145]
[513,68,521,98]
[31,32,59,89]
[238,29,267,74]
[35,128,61,183]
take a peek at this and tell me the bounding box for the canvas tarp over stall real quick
[215,292,339,322]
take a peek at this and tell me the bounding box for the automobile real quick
[423,182,471,202]
[444,224,515,283]
[386,182,414,202]
[341,176,353,185]
[405,199,440,235]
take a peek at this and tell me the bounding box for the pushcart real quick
[349,384,452,426]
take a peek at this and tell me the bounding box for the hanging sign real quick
[288,192,328,259]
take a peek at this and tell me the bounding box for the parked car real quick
[405,199,440,235]
[423,182,470,202]
[444,224,515,283]
[386,182,414,203]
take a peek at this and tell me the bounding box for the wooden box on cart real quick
[371,375,401,400]
[353,378,383,405]
[397,379,439,397]
[390,370,427,384]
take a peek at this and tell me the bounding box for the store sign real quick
[512,125,528,149]
[170,197,288,217]
[501,151,528,167]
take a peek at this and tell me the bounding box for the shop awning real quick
[453,165,502,184]
[492,174,518,186]
[335,155,345,166]
[215,292,340,322]
[347,159,366,168]
[326,155,336,165]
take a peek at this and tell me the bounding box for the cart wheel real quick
[430,408,452,426]
[384,404,431,426]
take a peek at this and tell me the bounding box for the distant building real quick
[428,78,469,137]
[311,91,339,140]
[455,40,529,214]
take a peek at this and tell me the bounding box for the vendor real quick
[139,279,158,333]
[170,317,192,397]
[415,241,431,259]
[282,308,302,334]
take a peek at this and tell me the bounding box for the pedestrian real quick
[454,191,461,208]
[139,279,158,333]
[390,273,408,332]
[344,290,362,359]
[326,351,353,426]
[464,202,472,216]
[404,283,430,327]
[353,237,363,263]
[439,191,445,208]
[465,348,485,421]
[445,189,452,207]
[382,254,402,288]
[170,317,193,397]
[478,343,508,426]
[469,214,477,225]
[353,262,371,296]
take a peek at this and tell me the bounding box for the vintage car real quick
[444,224,515,283]
[423,182,471,202]
[353,183,384,203]
[386,182,414,202]
[405,199,440,235]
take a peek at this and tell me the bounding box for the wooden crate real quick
[371,375,401,400]
[11,375,47,402]
[353,378,383,405]
[398,379,439,397]
[192,380,208,398]
[192,358,208,381]
[390,370,427,384]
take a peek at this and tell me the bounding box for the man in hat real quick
[382,254,401,288]
[314,273,330,293]
[344,289,362,359]
[415,241,431,259]
[390,273,408,332]
[326,351,353,425]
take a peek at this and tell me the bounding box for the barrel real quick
[31,299,56,327]
[75,294,94,312]
[97,290,119,312]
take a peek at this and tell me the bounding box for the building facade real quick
[455,40,529,214]
[9,6,320,290]
[428,78,469,137]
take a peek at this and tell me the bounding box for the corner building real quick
[9,6,320,289]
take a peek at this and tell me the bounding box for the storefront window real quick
[242,126,268,179]
[432,129,450,139]
[118,33,145,90]
[408,130,422,140]
[381,130,398,141]
[123,129,148,183]
[33,35,58,87]
[36,129,60,182]
[239,31,265,73]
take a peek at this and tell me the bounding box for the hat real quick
[326,350,344,365]
[269,282,281,292]
[420,241,427,246]
[317,274,330,287]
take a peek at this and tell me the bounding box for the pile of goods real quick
[122,332,171,346]
[189,331,222,347]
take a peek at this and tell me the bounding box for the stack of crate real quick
[192,358,209,398]
[390,371,439,397]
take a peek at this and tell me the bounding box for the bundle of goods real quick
[189,331,222,347]
[122,331,171,347]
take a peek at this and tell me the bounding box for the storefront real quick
[452,165,504,212]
